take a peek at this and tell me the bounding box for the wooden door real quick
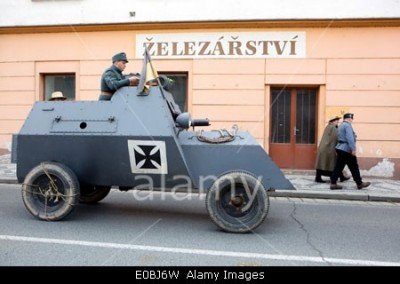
[269,87,317,169]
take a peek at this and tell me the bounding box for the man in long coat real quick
[315,116,349,183]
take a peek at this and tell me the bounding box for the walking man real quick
[315,115,350,183]
[330,113,371,190]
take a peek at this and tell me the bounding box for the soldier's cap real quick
[49,91,66,101]
[112,52,128,63]
[343,113,354,119]
[329,115,341,122]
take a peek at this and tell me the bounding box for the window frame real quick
[35,61,79,101]
[42,73,76,101]
[158,72,188,113]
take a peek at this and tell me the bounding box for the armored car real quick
[12,81,294,233]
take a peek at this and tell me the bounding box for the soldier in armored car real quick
[99,52,139,100]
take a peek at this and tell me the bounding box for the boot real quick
[330,184,343,190]
[357,182,371,190]
[315,170,326,183]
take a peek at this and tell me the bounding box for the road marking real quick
[1,234,399,266]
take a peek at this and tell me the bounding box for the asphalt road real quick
[1,183,400,267]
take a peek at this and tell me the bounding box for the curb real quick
[0,177,18,184]
[269,190,400,203]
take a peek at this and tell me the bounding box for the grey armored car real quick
[11,80,295,233]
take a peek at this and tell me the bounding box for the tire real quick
[79,184,111,204]
[206,171,269,233]
[22,161,80,221]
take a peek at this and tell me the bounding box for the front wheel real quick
[22,162,80,221]
[206,171,269,233]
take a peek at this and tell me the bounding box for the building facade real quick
[1,0,400,178]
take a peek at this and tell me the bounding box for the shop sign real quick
[136,32,306,59]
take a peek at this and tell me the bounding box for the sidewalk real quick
[1,154,400,202]
[0,154,17,184]
[277,169,400,202]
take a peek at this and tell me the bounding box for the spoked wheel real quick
[206,171,269,233]
[21,161,80,221]
[79,184,111,204]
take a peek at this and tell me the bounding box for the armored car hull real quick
[12,86,294,233]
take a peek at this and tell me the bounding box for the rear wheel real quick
[206,171,269,233]
[22,162,80,221]
[79,184,111,204]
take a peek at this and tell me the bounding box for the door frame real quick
[265,85,324,169]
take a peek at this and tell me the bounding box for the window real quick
[159,73,188,112]
[295,88,316,144]
[271,88,291,143]
[270,87,317,144]
[44,74,75,101]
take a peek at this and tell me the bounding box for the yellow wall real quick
[1,25,400,172]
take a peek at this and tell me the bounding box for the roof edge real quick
[1,18,400,34]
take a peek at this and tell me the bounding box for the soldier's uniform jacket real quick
[336,121,357,153]
[100,65,130,93]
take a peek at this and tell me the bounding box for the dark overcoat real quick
[315,123,338,171]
